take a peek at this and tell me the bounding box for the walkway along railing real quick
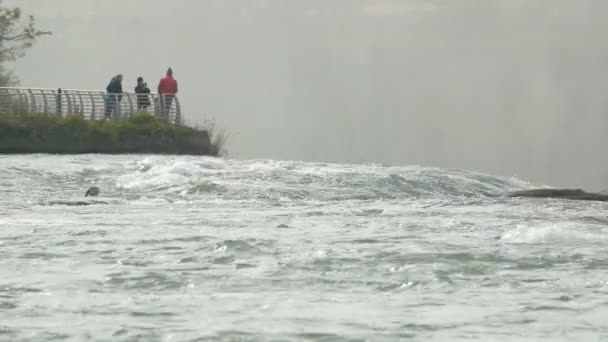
[0,87,182,125]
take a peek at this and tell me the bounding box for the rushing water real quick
[0,155,607,341]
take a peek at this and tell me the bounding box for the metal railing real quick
[0,87,182,124]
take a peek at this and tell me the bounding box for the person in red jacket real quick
[157,67,178,118]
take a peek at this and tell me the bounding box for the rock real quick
[85,186,100,197]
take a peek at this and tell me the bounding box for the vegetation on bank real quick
[0,112,225,156]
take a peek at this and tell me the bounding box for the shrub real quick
[0,112,219,155]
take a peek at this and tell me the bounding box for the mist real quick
[7,0,608,188]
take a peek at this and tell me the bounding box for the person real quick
[104,74,123,119]
[157,67,178,117]
[134,77,151,111]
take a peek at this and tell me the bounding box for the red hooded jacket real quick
[158,70,178,94]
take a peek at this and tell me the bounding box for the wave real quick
[112,158,532,202]
[500,223,608,244]
[1,155,535,204]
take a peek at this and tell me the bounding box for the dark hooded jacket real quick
[106,78,123,101]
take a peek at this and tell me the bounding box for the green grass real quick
[0,112,221,156]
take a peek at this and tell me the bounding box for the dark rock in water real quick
[507,189,608,202]
[85,186,100,197]
[48,200,109,206]
[276,224,290,229]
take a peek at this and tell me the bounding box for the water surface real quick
[1,155,607,341]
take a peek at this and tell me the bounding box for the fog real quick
[7,0,608,188]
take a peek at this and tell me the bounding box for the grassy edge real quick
[0,112,223,156]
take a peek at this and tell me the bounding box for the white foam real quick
[116,157,228,191]
[117,160,190,190]
[501,223,606,244]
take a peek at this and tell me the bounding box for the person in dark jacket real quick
[135,77,151,111]
[104,74,123,119]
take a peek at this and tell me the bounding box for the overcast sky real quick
[6,0,608,188]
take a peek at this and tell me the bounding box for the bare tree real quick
[0,3,50,85]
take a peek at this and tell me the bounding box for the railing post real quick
[174,96,181,125]
[28,89,36,113]
[126,92,134,117]
[153,94,160,117]
[66,90,73,115]
[89,91,96,120]
[77,91,84,116]
[14,88,22,113]
[0,88,9,113]
[56,88,62,116]
[159,94,165,117]
[42,89,48,113]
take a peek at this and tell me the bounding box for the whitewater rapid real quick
[1,155,607,341]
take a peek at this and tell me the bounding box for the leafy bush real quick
[0,112,219,155]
